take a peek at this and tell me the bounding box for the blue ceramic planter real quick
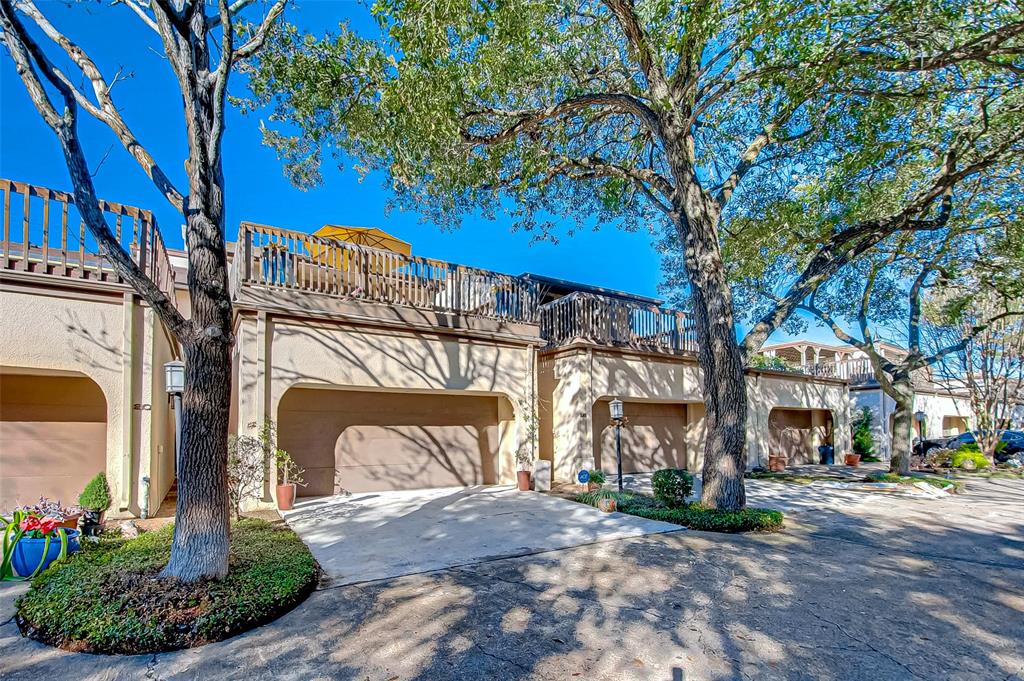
[12,530,81,577]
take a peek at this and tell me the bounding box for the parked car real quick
[914,430,1024,463]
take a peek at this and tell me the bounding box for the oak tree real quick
[246,0,1022,509]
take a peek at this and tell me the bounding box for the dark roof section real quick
[521,272,664,306]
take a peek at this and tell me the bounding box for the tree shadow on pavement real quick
[1,480,1023,680]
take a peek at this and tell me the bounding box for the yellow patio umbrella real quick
[310,225,412,273]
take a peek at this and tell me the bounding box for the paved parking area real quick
[282,485,682,584]
[3,478,1021,680]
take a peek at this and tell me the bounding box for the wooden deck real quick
[0,178,176,298]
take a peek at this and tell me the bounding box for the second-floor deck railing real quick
[236,222,540,324]
[540,291,697,353]
[0,178,176,300]
[807,358,876,383]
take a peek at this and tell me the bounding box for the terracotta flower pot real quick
[59,514,81,530]
[517,470,532,492]
[845,453,861,467]
[277,483,297,511]
[768,455,787,472]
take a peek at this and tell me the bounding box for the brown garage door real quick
[768,408,833,465]
[593,400,688,473]
[278,388,500,495]
[0,373,107,512]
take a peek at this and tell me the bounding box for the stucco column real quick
[550,349,594,482]
[118,292,137,513]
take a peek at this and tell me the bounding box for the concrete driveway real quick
[282,485,682,585]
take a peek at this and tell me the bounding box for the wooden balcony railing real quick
[0,178,176,299]
[236,222,540,323]
[807,358,876,383]
[539,291,697,353]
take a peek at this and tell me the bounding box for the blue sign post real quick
[577,469,590,485]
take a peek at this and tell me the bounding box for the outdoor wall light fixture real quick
[609,398,625,491]
[164,360,186,395]
[164,360,185,484]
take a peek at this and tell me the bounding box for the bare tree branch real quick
[16,0,186,213]
[462,93,662,144]
[0,0,189,339]
[232,0,285,61]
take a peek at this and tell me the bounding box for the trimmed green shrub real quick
[16,518,319,654]
[77,472,111,512]
[651,468,693,508]
[851,407,875,458]
[574,491,783,533]
[951,444,991,470]
[587,469,606,486]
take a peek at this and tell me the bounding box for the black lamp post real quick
[610,398,624,492]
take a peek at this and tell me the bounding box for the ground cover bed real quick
[16,518,319,654]
[575,490,784,533]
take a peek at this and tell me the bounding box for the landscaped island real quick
[15,519,319,655]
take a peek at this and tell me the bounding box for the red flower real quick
[19,516,40,532]
[38,517,59,536]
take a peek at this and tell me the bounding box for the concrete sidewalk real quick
[282,485,683,584]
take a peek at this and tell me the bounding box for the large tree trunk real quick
[164,335,232,580]
[161,150,234,581]
[674,198,748,511]
[888,379,915,475]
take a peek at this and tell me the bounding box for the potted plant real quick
[2,509,80,579]
[78,472,111,537]
[587,469,607,491]
[516,467,532,491]
[768,455,787,472]
[20,497,81,530]
[275,449,305,511]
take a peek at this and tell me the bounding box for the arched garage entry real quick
[0,371,107,511]
[591,399,701,473]
[768,407,834,465]
[278,386,508,495]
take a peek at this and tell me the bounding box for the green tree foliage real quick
[243,0,1023,508]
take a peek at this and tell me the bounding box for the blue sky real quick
[0,0,837,346]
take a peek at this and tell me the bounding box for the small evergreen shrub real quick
[651,468,693,508]
[587,469,606,486]
[77,472,111,512]
[951,444,991,470]
[851,407,875,458]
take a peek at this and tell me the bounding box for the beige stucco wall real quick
[747,371,850,468]
[539,347,851,481]
[0,283,175,517]
[0,284,129,512]
[233,314,538,501]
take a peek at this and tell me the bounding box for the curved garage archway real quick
[592,399,699,473]
[0,372,107,512]
[278,387,506,495]
[768,407,834,465]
